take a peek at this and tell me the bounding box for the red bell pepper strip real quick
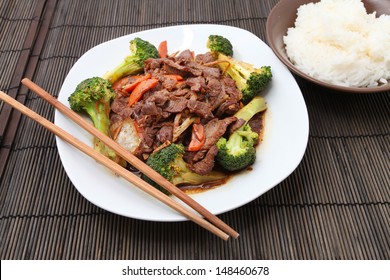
[188,123,206,151]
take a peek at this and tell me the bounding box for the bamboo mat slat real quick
[0,0,389,260]
[0,0,41,123]
[0,0,56,177]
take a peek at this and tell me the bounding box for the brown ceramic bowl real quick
[266,0,390,93]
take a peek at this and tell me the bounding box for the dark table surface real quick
[0,0,389,260]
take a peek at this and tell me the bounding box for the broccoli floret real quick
[68,77,123,164]
[218,53,272,104]
[104,37,159,84]
[206,35,233,57]
[216,125,258,171]
[215,96,267,171]
[144,143,227,194]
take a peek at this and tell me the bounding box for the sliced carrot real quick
[188,123,206,151]
[123,73,152,93]
[158,40,168,58]
[127,75,143,80]
[112,76,131,91]
[128,78,159,106]
[163,74,184,81]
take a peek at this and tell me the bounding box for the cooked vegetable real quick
[111,118,141,154]
[188,123,205,151]
[172,114,197,142]
[163,74,183,81]
[158,40,168,58]
[233,94,267,122]
[68,77,125,165]
[216,96,267,171]
[122,73,152,93]
[143,143,227,194]
[207,35,233,57]
[103,37,159,84]
[216,125,258,171]
[128,77,159,106]
[217,53,272,104]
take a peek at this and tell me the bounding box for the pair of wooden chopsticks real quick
[0,78,239,240]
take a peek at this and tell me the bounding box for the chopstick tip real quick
[21,77,30,85]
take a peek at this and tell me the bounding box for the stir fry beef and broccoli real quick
[68,35,272,193]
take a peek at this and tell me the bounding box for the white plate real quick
[55,24,309,221]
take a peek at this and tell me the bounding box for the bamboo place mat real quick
[0,0,389,260]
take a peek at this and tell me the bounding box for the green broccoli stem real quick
[85,102,117,159]
[236,129,259,139]
[225,67,247,92]
[234,96,267,123]
[170,156,226,186]
[85,102,110,134]
[217,53,248,91]
[173,170,227,186]
[92,138,117,159]
[103,59,143,84]
[231,62,252,80]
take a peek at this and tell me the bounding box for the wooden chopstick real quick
[0,90,230,240]
[20,78,240,239]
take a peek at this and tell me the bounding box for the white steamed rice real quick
[283,0,390,88]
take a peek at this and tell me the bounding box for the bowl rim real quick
[265,0,390,94]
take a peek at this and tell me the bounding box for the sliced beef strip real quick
[144,57,164,71]
[247,112,264,145]
[141,100,164,116]
[201,66,221,79]
[189,145,219,175]
[206,77,223,97]
[214,97,241,117]
[206,78,229,113]
[130,101,143,119]
[187,100,213,119]
[161,75,180,91]
[228,118,246,134]
[248,112,264,134]
[163,96,188,113]
[212,76,242,117]
[175,49,195,62]
[186,76,206,92]
[134,126,157,157]
[156,124,173,145]
[195,52,216,64]
[201,116,237,150]
[185,59,221,80]
[172,88,190,97]
[162,59,202,77]
[145,89,170,106]
[222,75,242,100]
[228,112,264,142]
[111,95,129,114]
